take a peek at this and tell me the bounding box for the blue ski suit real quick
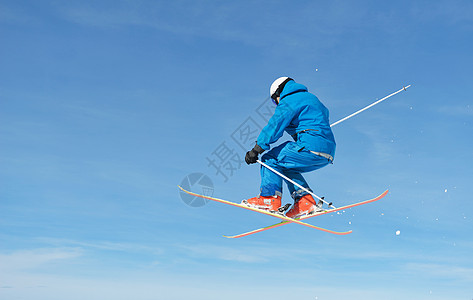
[257,80,336,200]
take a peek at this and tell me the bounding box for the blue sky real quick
[1,0,472,299]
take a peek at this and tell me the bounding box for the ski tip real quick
[178,185,195,196]
[222,235,236,239]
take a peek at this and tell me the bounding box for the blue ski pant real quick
[259,141,331,200]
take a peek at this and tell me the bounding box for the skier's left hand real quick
[245,144,264,165]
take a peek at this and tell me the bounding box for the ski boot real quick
[242,195,282,213]
[286,194,323,219]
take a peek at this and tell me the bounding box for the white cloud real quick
[1,241,470,300]
[403,262,473,282]
[179,244,271,263]
[0,247,82,272]
[36,238,164,254]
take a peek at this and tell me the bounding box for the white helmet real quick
[270,77,293,102]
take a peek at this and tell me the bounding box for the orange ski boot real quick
[286,194,322,219]
[242,195,282,212]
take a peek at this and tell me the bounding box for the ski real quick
[178,185,352,235]
[223,189,389,238]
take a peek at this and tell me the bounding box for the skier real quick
[244,77,336,218]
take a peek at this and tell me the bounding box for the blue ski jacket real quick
[257,80,336,157]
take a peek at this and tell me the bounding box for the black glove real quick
[245,144,265,165]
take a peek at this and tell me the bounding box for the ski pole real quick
[257,159,336,208]
[330,85,411,127]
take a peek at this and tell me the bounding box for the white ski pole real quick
[330,85,411,127]
[257,159,335,208]
[257,85,411,208]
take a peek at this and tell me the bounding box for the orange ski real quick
[178,185,352,236]
[223,189,388,238]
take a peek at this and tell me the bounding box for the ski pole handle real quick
[257,159,336,208]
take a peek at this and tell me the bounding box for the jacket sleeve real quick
[257,101,299,150]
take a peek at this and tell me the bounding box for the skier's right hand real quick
[245,144,264,165]
[245,150,258,164]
